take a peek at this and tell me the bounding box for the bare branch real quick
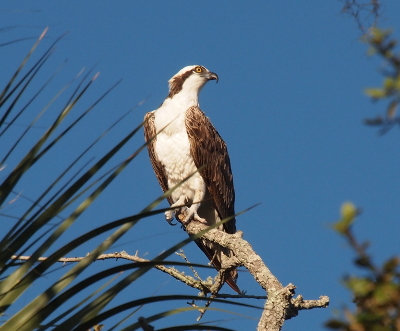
[175,249,203,281]
[291,295,330,311]
[10,252,212,293]
[340,0,381,34]
[181,219,330,331]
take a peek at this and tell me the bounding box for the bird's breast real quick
[154,129,200,203]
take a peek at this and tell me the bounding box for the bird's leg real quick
[165,195,186,225]
[183,186,207,225]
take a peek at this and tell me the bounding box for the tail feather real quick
[226,273,241,294]
[195,238,241,293]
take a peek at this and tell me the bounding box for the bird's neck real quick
[155,90,199,133]
[166,86,200,107]
[159,88,200,118]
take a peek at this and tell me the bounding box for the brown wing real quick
[185,106,239,293]
[185,106,236,233]
[143,111,173,205]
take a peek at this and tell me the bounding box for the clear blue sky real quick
[2,1,400,330]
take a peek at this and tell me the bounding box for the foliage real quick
[326,202,400,330]
[327,3,400,329]
[341,1,400,133]
[363,28,400,134]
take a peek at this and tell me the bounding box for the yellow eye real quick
[195,66,203,73]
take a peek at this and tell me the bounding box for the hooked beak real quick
[208,72,219,83]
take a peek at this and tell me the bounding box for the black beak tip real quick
[210,72,219,83]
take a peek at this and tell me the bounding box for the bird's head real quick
[167,65,218,99]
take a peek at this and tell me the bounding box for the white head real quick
[167,65,218,99]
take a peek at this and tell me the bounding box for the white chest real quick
[154,110,203,203]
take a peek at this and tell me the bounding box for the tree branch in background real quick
[326,202,400,330]
[340,0,381,34]
[363,28,400,134]
[341,0,400,134]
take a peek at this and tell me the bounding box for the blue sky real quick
[1,1,400,330]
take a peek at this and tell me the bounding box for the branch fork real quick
[178,216,330,330]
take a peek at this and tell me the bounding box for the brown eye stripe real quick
[167,69,193,98]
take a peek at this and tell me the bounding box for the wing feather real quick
[185,106,236,234]
[143,112,173,205]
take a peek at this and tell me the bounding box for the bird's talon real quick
[194,214,207,224]
[183,211,207,225]
[166,218,177,226]
[165,210,177,226]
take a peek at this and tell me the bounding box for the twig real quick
[10,252,211,292]
[175,249,202,281]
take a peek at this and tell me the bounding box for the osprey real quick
[144,65,239,293]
